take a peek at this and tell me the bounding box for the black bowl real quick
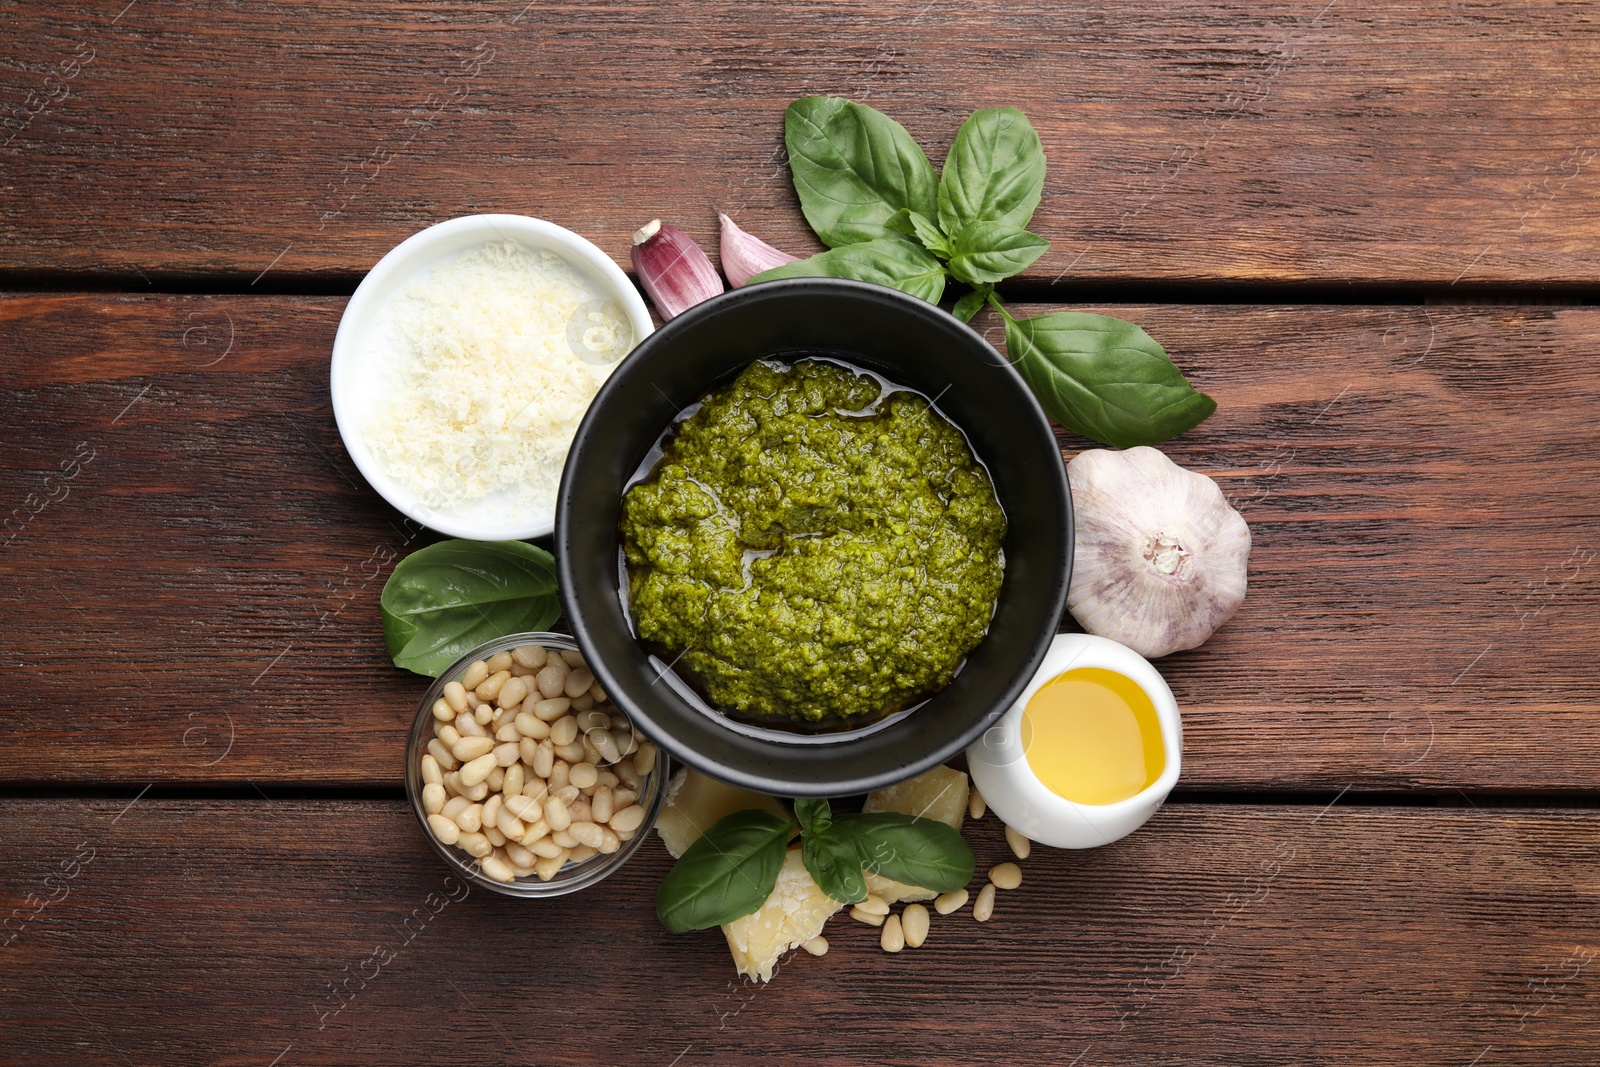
[556,278,1071,797]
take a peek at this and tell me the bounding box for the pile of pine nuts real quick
[848,785,1031,951]
[417,642,658,884]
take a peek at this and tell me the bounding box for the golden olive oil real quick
[1021,667,1165,805]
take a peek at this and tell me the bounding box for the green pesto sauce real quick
[620,359,1006,725]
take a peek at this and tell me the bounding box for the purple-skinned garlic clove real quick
[718,212,798,288]
[631,219,724,320]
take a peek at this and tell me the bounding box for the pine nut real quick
[989,862,1022,890]
[420,754,443,787]
[592,729,622,765]
[509,663,536,679]
[483,826,506,847]
[568,821,605,848]
[427,814,460,845]
[880,914,905,953]
[550,715,579,747]
[432,698,455,722]
[532,696,570,722]
[455,803,483,833]
[560,650,587,669]
[503,794,541,822]
[506,842,535,868]
[613,727,639,757]
[855,894,890,917]
[512,644,547,669]
[496,809,525,840]
[571,692,596,712]
[974,883,996,922]
[453,714,485,738]
[577,710,610,733]
[802,937,828,957]
[482,793,502,827]
[533,851,568,881]
[553,784,580,805]
[851,906,885,927]
[568,800,593,824]
[443,771,464,798]
[460,661,489,691]
[441,797,470,822]
[633,742,657,776]
[460,753,497,787]
[458,831,492,858]
[1004,826,1031,860]
[551,829,578,849]
[515,712,548,739]
[569,844,598,863]
[502,763,524,798]
[612,788,638,809]
[498,673,529,708]
[452,736,494,762]
[486,651,513,674]
[591,786,614,824]
[481,854,515,883]
[901,904,930,948]
[476,670,511,703]
[486,765,504,792]
[549,760,570,791]
[443,680,471,713]
[596,826,620,854]
[495,722,520,743]
[569,762,599,789]
[544,795,571,831]
[520,820,551,847]
[493,742,520,767]
[934,889,969,915]
[564,667,595,699]
[422,783,446,815]
[615,763,642,792]
[532,740,555,778]
[536,663,567,699]
[459,779,488,802]
[590,683,607,704]
[969,788,986,819]
[555,740,586,764]
[438,724,464,749]
[529,837,563,858]
[473,704,493,726]
[609,804,646,833]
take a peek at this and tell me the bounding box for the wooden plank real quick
[3,2,1600,285]
[1,295,1597,788]
[0,799,1595,1063]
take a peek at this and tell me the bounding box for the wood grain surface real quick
[1,799,1595,1065]
[1,293,1595,789]
[4,1,1600,286]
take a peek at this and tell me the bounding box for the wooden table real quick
[3,2,1598,1063]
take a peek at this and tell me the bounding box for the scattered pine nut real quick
[969,788,986,820]
[934,888,969,915]
[802,936,829,957]
[850,906,886,927]
[880,914,905,953]
[901,904,930,948]
[1005,825,1031,860]
[989,862,1022,890]
[974,883,996,922]
[855,893,890,917]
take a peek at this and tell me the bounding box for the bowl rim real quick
[330,213,654,541]
[403,630,670,897]
[556,276,1072,796]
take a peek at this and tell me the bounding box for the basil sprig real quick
[655,799,975,931]
[379,539,561,677]
[750,96,1217,448]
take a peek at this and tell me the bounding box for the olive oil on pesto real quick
[620,358,1006,726]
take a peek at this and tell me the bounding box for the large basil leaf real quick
[785,97,939,247]
[947,221,1049,285]
[750,237,947,304]
[1003,311,1217,447]
[833,812,973,894]
[801,828,869,905]
[938,107,1047,237]
[380,540,560,677]
[656,809,794,932]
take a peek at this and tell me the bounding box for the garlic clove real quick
[718,212,798,288]
[631,219,724,320]
[1065,446,1251,658]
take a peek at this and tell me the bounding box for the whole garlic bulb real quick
[1066,446,1251,658]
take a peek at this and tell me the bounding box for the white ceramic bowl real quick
[966,633,1183,849]
[330,214,653,540]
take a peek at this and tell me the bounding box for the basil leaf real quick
[952,287,989,323]
[793,797,832,835]
[750,237,947,304]
[947,221,1049,285]
[833,812,973,894]
[784,96,938,247]
[938,107,1047,237]
[380,540,560,677]
[801,828,869,905]
[656,809,794,932]
[887,208,953,259]
[1002,311,1217,447]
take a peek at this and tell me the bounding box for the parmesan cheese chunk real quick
[862,765,970,905]
[655,767,790,860]
[723,848,843,983]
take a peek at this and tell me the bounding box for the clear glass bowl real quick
[404,631,670,897]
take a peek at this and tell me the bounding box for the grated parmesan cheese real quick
[362,240,633,526]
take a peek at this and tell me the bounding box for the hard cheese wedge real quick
[861,764,970,905]
[723,847,843,983]
[655,768,791,859]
